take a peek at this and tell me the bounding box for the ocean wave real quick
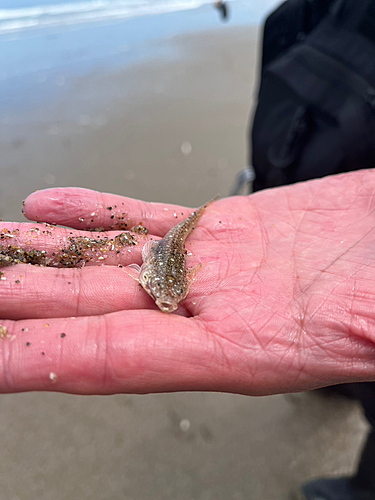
[0,0,213,35]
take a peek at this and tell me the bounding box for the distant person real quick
[249,1,375,499]
[213,1,229,21]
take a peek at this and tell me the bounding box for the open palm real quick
[1,170,375,395]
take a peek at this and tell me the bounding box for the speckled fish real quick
[138,197,217,313]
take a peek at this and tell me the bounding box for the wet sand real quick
[0,26,259,221]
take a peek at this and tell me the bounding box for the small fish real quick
[136,197,217,313]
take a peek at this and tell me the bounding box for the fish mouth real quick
[156,299,178,313]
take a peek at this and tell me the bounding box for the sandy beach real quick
[0,4,369,500]
[1,24,259,221]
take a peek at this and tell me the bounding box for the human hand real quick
[1,170,375,395]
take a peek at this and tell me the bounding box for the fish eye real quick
[150,277,160,287]
[174,286,184,295]
[140,270,151,282]
[149,277,163,296]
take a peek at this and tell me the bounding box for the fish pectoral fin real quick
[187,263,203,281]
[178,266,202,301]
[128,263,141,272]
[123,263,141,282]
[142,240,158,261]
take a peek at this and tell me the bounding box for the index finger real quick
[23,188,191,237]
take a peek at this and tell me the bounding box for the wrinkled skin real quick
[1,170,375,396]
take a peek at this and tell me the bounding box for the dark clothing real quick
[353,429,375,494]
[348,383,375,428]
[251,0,375,192]
[214,2,229,21]
[218,2,228,20]
[260,0,335,69]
